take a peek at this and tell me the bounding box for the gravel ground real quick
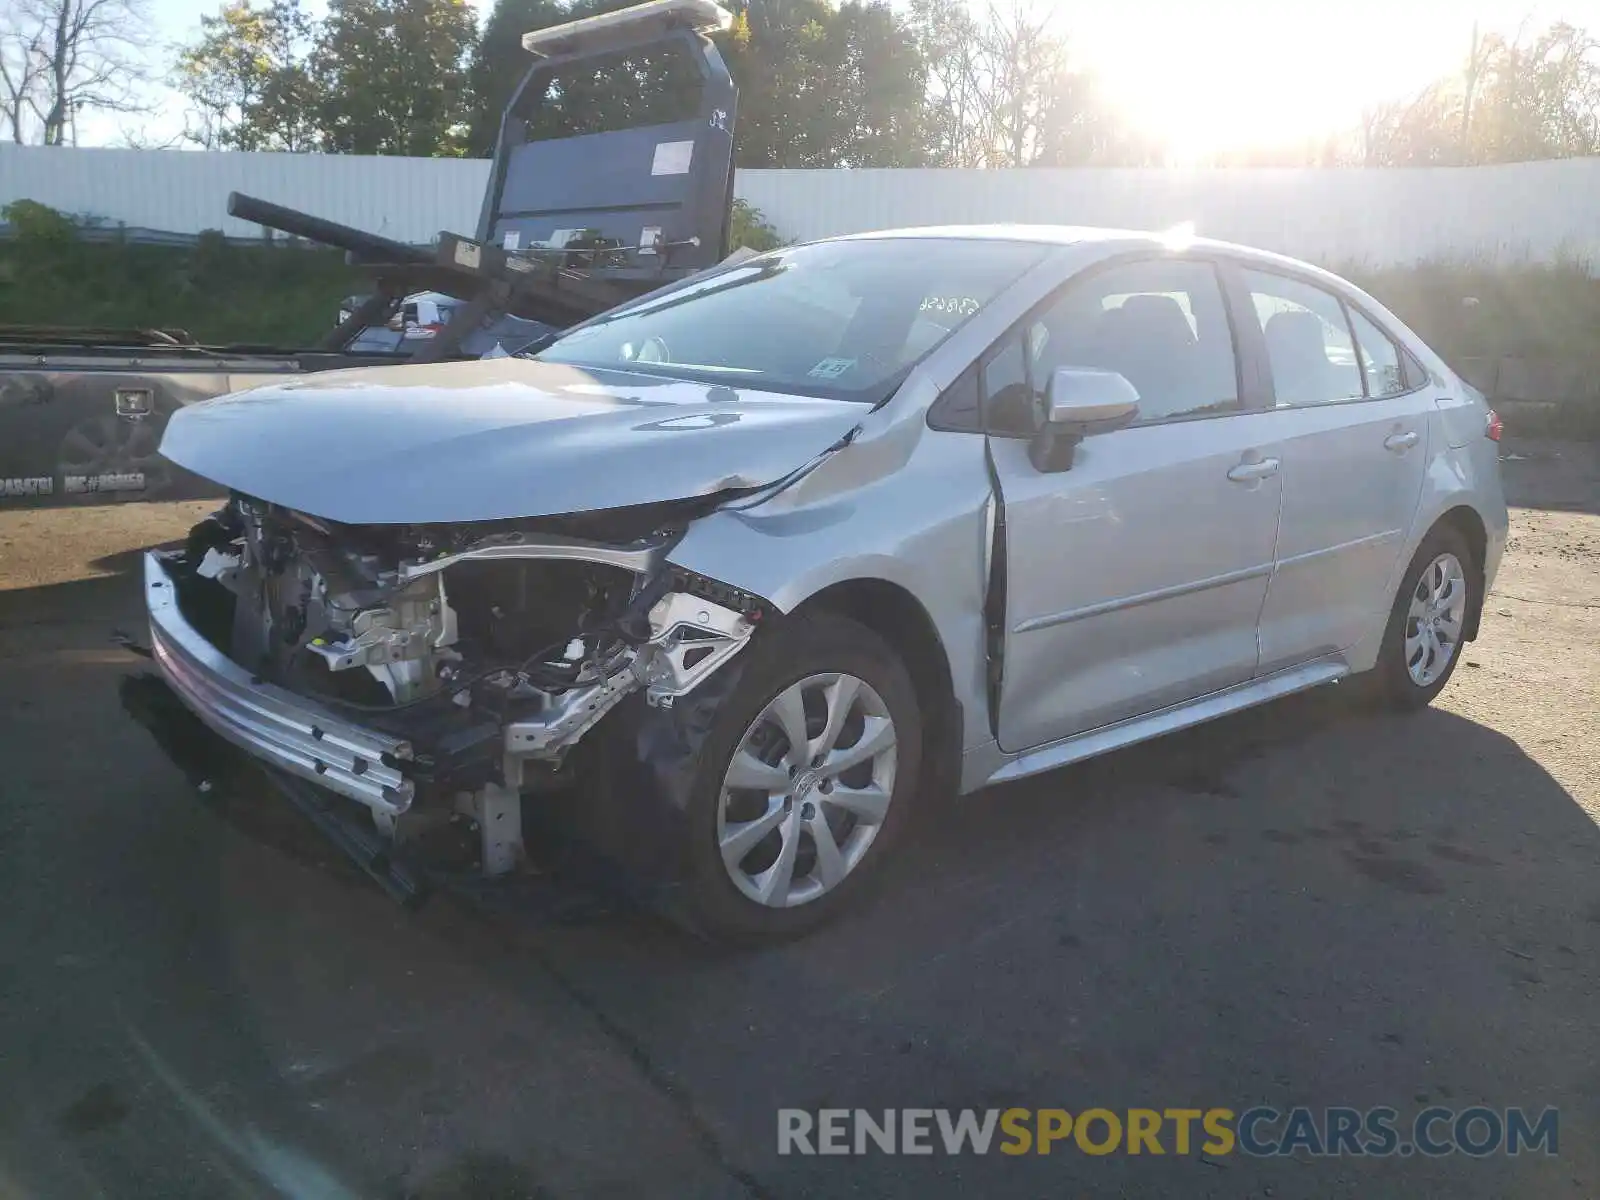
[0,442,1596,1199]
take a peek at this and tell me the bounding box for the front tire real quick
[1369,525,1476,710]
[682,612,922,941]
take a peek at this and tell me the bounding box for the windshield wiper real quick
[514,331,561,358]
[568,261,785,335]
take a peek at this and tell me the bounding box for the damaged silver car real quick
[144,228,1508,938]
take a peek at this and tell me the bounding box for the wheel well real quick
[793,579,962,798]
[1437,505,1488,640]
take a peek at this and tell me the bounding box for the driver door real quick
[990,257,1284,751]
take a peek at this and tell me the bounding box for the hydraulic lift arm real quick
[227,0,740,361]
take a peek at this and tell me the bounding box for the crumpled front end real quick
[144,495,766,877]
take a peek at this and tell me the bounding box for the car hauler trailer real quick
[0,0,738,508]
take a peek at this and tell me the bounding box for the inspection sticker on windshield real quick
[807,357,856,380]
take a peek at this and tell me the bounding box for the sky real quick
[87,0,1600,154]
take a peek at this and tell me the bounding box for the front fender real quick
[667,417,996,754]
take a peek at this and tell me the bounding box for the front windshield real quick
[536,237,1047,400]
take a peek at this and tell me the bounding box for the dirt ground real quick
[0,440,1596,1199]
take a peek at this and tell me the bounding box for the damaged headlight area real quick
[148,494,765,874]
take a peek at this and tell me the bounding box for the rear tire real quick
[1367,524,1476,710]
[681,612,922,942]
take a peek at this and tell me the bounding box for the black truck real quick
[0,0,741,508]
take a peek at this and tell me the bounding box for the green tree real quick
[176,0,319,150]
[311,0,478,155]
[723,0,930,167]
[467,0,716,155]
[464,0,564,154]
[465,0,933,166]
[728,196,781,248]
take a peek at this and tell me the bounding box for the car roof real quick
[828,224,1356,290]
[835,224,1163,247]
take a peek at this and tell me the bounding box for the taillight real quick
[1485,409,1503,441]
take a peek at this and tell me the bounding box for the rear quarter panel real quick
[1330,278,1509,626]
[1347,418,1507,675]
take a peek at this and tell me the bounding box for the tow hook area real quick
[268,771,429,906]
[139,519,771,897]
[120,671,639,916]
[119,672,429,905]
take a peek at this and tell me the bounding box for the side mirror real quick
[1028,367,1140,472]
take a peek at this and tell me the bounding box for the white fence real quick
[0,145,491,244]
[5,143,1600,268]
[737,160,1600,270]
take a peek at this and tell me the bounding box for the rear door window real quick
[1402,348,1431,389]
[1242,270,1364,406]
[1348,307,1407,397]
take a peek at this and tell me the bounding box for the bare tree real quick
[1469,22,1600,162]
[910,0,1138,167]
[114,120,185,148]
[1,0,150,145]
[1358,19,1600,167]
[908,0,989,165]
[1461,20,1486,160]
[911,0,1061,166]
[1,8,47,141]
[1358,81,1464,166]
[981,1,1064,166]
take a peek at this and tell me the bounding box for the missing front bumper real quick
[144,551,416,815]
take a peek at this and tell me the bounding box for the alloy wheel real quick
[717,672,898,908]
[1404,551,1468,687]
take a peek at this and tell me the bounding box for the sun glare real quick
[1083,4,1452,162]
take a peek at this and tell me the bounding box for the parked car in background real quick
[141,226,1507,940]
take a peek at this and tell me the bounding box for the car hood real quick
[159,358,867,524]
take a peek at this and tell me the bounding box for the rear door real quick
[1232,266,1433,672]
[989,256,1284,750]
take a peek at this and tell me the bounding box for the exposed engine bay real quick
[159,493,764,873]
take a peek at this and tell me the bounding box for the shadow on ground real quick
[2,493,1596,1198]
[81,651,1596,1198]
[1501,436,1600,515]
[484,685,1598,1198]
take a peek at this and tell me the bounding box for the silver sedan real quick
[147,226,1508,940]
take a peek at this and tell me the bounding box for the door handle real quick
[1384,430,1420,453]
[1227,456,1280,483]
